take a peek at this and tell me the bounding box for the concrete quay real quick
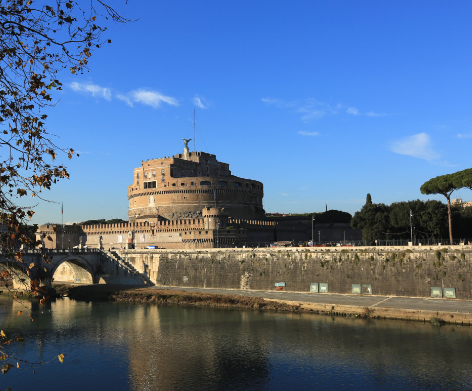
[153,286,472,325]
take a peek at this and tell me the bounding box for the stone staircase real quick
[102,250,154,286]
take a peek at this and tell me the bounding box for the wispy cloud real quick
[366,111,388,117]
[261,98,296,108]
[193,95,209,109]
[70,82,111,100]
[457,133,472,139]
[390,133,440,161]
[296,99,342,121]
[263,97,386,122]
[347,107,359,115]
[347,106,387,117]
[129,89,178,108]
[298,131,320,137]
[69,83,179,108]
[116,94,133,107]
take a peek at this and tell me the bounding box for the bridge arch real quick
[50,255,95,284]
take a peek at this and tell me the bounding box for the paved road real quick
[154,286,472,314]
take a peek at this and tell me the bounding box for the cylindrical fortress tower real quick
[128,149,265,222]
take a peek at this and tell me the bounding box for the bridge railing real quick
[7,248,103,254]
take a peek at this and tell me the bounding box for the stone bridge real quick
[0,248,150,290]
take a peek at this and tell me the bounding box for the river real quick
[0,295,471,390]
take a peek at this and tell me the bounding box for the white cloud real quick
[366,111,388,117]
[261,98,296,108]
[70,82,111,100]
[193,95,208,109]
[130,89,178,108]
[116,94,133,107]
[457,133,472,139]
[69,83,178,108]
[347,107,359,115]
[390,133,440,161]
[348,107,388,117]
[298,131,320,137]
[263,97,391,122]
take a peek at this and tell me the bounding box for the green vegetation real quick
[351,192,472,244]
[420,168,472,244]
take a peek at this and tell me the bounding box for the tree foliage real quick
[0,0,128,374]
[351,195,456,244]
[351,196,389,244]
[420,168,472,244]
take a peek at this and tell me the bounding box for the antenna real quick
[193,109,196,153]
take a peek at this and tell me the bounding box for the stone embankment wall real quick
[122,246,472,299]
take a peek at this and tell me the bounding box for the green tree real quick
[420,173,459,244]
[351,194,390,244]
[389,200,447,241]
[455,168,472,191]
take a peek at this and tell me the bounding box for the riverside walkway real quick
[156,286,472,321]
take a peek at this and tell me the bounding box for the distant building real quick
[452,198,472,208]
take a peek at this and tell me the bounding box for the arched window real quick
[200,181,211,186]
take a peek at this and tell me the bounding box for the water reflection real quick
[1,296,472,390]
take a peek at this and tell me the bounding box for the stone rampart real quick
[121,245,472,299]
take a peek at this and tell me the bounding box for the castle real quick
[36,141,361,249]
[37,142,287,249]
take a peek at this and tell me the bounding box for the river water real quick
[1,296,472,390]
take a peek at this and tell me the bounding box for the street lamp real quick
[311,215,315,247]
[410,209,413,244]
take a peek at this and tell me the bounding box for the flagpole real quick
[61,202,64,250]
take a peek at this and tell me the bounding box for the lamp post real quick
[410,209,413,244]
[318,230,321,244]
[311,215,315,247]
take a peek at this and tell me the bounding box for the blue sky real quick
[30,0,472,224]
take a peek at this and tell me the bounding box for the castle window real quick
[183,196,187,200]
[161,176,165,182]
[137,180,140,186]
[172,183,176,187]
[144,172,147,178]
[152,170,155,177]
[144,181,156,189]
[181,183,185,186]
[200,181,211,186]
[191,181,194,185]
[245,183,249,187]
[233,182,241,187]
[161,169,165,175]
[218,181,227,186]
[136,173,139,179]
